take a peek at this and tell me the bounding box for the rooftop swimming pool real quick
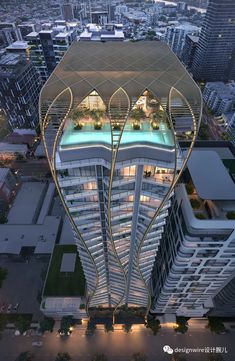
[60,120,174,149]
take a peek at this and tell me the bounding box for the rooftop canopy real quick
[40,41,201,112]
[187,150,235,200]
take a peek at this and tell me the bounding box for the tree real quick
[186,183,194,195]
[0,213,7,224]
[16,351,34,361]
[0,314,7,331]
[131,352,148,361]
[86,319,96,335]
[198,123,210,140]
[39,317,55,333]
[145,316,161,335]
[55,352,72,361]
[195,213,206,220]
[175,317,188,334]
[130,108,145,121]
[91,354,108,361]
[0,267,7,287]
[122,321,132,333]
[58,316,75,336]
[206,317,225,334]
[226,211,235,219]
[190,199,201,209]
[104,319,114,333]
[15,316,31,335]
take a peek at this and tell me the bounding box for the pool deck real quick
[60,120,174,149]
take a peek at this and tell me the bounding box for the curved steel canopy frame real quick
[40,81,202,321]
[40,87,100,317]
[134,87,202,319]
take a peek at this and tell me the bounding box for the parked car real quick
[13,303,19,311]
[32,342,43,347]
[7,304,12,313]
[0,303,6,313]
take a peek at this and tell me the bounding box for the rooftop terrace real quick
[44,245,85,297]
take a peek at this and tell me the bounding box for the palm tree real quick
[122,322,132,333]
[58,316,75,336]
[206,317,226,334]
[86,319,97,335]
[15,316,31,335]
[55,352,72,361]
[131,352,148,361]
[104,319,114,333]
[174,317,188,334]
[145,316,161,335]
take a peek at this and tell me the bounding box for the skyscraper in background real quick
[0,53,42,129]
[191,0,235,81]
[40,42,201,310]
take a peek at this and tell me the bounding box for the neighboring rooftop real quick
[44,245,85,297]
[187,151,235,200]
[0,216,61,255]
[0,53,27,76]
[0,168,10,183]
[79,23,125,41]
[0,143,28,154]
[187,34,199,43]
[6,41,30,51]
[7,182,47,224]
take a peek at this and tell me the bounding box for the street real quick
[0,322,234,361]
[202,105,222,140]
[0,158,50,179]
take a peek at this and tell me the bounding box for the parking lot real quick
[0,256,50,320]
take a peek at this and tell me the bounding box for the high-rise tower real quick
[40,42,201,312]
[191,0,235,81]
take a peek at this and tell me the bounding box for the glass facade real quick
[40,41,202,314]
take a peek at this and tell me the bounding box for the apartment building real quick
[40,41,201,310]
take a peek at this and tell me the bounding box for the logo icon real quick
[163,345,174,354]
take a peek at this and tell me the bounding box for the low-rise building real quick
[0,168,19,212]
[79,23,125,41]
[0,181,60,256]
[203,82,235,116]
[0,143,28,159]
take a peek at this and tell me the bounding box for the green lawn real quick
[0,114,10,140]
[0,313,32,324]
[43,245,85,297]
[223,159,235,174]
